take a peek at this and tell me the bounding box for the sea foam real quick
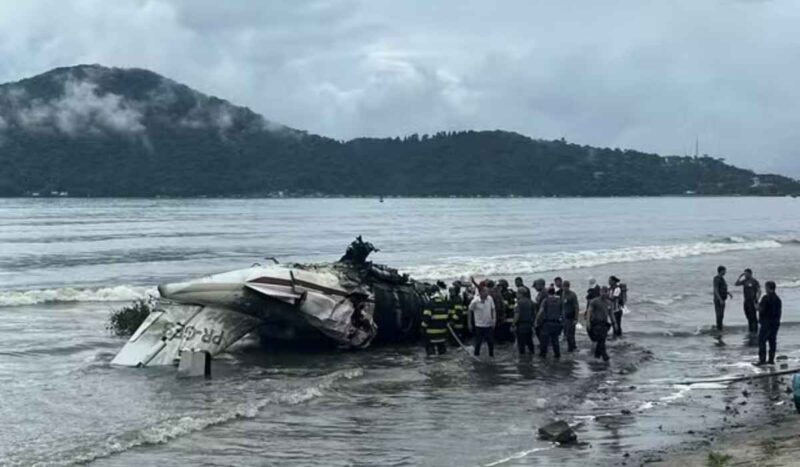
[405,238,782,279]
[0,285,156,307]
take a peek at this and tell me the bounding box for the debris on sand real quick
[538,420,578,444]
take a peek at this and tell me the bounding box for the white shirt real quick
[469,295,496,328]
[610,286,622,311]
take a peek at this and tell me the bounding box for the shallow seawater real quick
[2,197,800,466]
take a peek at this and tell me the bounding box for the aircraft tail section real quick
[111,301,258,367]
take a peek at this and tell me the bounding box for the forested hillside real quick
[0,65,797,197]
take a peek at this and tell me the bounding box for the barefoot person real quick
[757,281,782,365]
[713,265,733,331]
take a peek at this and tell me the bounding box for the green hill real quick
[0,64,797,197]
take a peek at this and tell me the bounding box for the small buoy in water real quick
[177,350,211,378]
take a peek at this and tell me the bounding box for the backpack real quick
[619,283,628,307]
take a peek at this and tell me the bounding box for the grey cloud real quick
[0,0,799,174]
[11,79,145,136]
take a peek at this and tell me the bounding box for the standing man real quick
[585,278,600,319]
[561,280,580,352]
[586,286,612,362]
[486,280,507,342]
[421,287,450,356]
[514,277,529,298]
[531,278,547,347]
[536,288,564,359]
[553,277,564,296]
[735,268,761,334]
[498,279,516,342]
[513,287,535,355]
[469,285,496,358]
[609,276,624,337]
[448,285,468,343]
[757,281,782,365]
[713,266,733,332]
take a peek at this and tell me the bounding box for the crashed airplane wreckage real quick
[112,237,435,367]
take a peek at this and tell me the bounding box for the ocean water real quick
[2,197,800,466]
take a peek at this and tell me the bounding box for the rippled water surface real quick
[2,197,800,466]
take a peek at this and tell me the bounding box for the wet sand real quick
[624,370,800,467]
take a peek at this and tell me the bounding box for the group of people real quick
[420,275,628,362]
[421,264,785,367]
[713,266,783,365]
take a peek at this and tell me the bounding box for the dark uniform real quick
[713,274,729,331]
[489,286,507,341]
[422,295,450,355]
[448,295,469,342]
[532,286,547,347]
[739,277,761,334]
[498,285,517,342]
[758,291,782,364]
[537,295,563,358]
[588,297,611,361]
[586,285,600,302]
[561,289,580,352]
[514,296,536,355]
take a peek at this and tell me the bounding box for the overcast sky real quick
[1,0,798,175]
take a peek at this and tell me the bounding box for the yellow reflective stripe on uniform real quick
[423,309,432,316]
[428,337,447,344]
[425,328,447,335]
[431,314,450,320]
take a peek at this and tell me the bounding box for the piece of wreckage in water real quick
[112,237,433,367]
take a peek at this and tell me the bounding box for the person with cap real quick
[536,287,564,358]
[757,281,782,365]
[469,285,496,357]
[421,282,450,356]
[608,276,624,337]
[586,286,612,361]
[713,265,733,332]
[735,268,761,334]
[513,286,536,355]
[561,280,580,352]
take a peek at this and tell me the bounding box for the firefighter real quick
[448,285,469,343]
[422,283,450,356]
[497,279,516,342]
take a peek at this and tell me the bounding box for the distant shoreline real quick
[3,194,798,200]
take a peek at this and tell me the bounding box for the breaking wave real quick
[0,285,156,307]
[779,279,800,289]
[9,368,364,467]
[406,238,782,279]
